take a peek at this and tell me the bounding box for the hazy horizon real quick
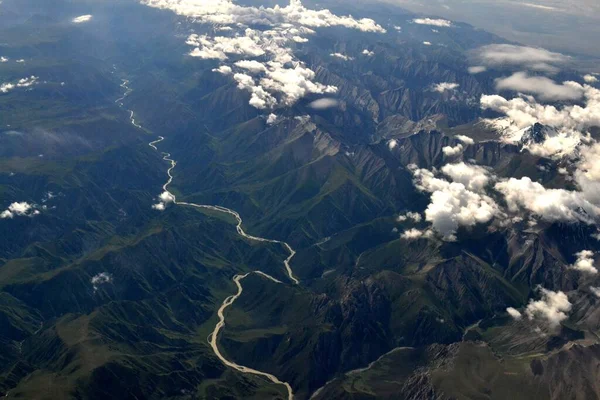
[375,0,600,61]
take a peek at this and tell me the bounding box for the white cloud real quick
[572,250,597,274]
[495,177,600,224]
[234,72,277,109]
[0,83,14,93]
[15,59,25,63]
[266,113,278,124]
[423,41,432,46]
[140,0,385,109]
[495,72,584,101]
[506,307,522,320]
[152,202,166,211]
[16,76,38,88]
[0,202,39,219]
[442,136,473,157]
[474,44,568,72]
[411,165,499,240]
[400,228,429,240]
[525,287,571,329]
[152,191,175,211]
[441,162,491,191]
[308,98,339,110]
[72,15,93,24]
[235,59,268,74]
[330,52,353,61]
[455,135,475,145]
[91,272,113,291]
[187,33,265,60]
[188,29,337,108]
[213,65,233,75]
[575,142,600,205]
[397,212,422,222]
[480,84,600,157]
[584,74,599,84]
[433,82,459,93]
[468,66,487,74]
[388,139,398,150]
[362,49,374,57]
[0,76,38,94]
[442,144,463,157]
[0,57,8,63]
[413,18,452,27]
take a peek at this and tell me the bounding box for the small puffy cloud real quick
[413,18,452,27]
[16,59,25,63]
[16,76,38,88]
[442,136,474,157]
[397,212,422,222]
[584,74,599,84]
[261,64,337,106]
[72,15,93,24]
[400,228,429,240]
[441,162,491,191]
[525,287,571,329]
[234,73,276,109]
[495,72,584,101]
[423,41,432,46]
[455,135,475,145]
[474,44,568,72]
[0,57,8,63]
[235,59,268,74]
[308,98,339,110]
[292,35,309,43]
[213,65,233,75]
[152,191,175,211]
[266,113,278,124]
[388,139,398,150]
[433,82,459,93]
[411,164,499,240]
[468,66,487,74]
[362,49,375,57]
[506,307,522,320]
[571,250,597,274]
[0,83,14,93]
[1,76,38,94]
[91,272,112,291]
[159,191,175,203]
[0,202,40,219]
[187,33,265,60]
[152,203,166,211]
[330,52,353,61]
[442,144,463,157]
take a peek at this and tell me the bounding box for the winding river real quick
[120,81,297,399]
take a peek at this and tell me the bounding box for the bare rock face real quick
[541,344,600,400]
